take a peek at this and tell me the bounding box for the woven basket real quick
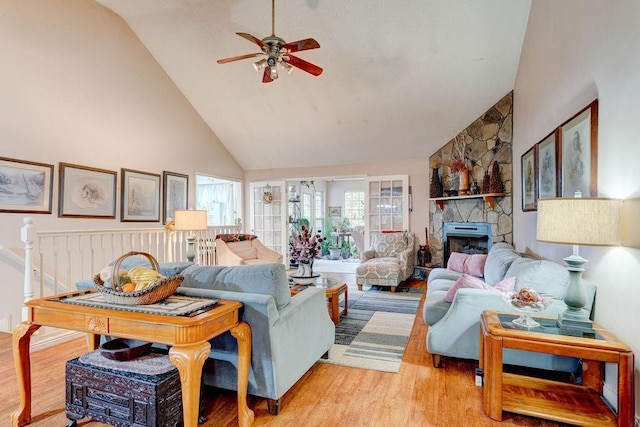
[93,251,183,305]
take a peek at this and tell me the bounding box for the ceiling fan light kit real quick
[217,0,323,83]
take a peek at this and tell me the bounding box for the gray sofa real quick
[423,242,597,373]
[78,260,335,415]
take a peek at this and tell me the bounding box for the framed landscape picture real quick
[121,168,161,222]
[521,146,537,212]
[537,131,558,200]
[59,163,117,218]
[0,157,53,214]
[559,100,598,197]
[163,171,188,224]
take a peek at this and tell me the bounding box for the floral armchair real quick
[356,231,415,292]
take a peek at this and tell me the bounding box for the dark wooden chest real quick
[65,354,183,427]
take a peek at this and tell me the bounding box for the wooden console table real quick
[11,290,254,427]
[480,310,634,426]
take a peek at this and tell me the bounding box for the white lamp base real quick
[186,234,196,263]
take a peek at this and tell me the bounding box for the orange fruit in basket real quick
[121,283,136,293]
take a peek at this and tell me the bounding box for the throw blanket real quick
[215,233,257,242]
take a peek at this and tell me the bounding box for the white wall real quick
[513,0,640,414]
[0,0,242,328]
[327,180,365,220]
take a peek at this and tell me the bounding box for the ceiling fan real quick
[216,0,323,83]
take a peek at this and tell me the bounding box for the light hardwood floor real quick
[1,275,566,426]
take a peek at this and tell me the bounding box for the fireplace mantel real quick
[429,192,505,210]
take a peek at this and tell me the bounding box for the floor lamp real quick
[174,210,208,263]
[536,197,621,336]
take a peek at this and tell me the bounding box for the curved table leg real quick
[169,341,211,427]
[231,321,255,427]
[11,322,41,427]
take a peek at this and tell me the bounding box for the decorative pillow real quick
[443,274,516,302]
[447,252,488,277]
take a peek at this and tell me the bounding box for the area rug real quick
[320,285,423,373]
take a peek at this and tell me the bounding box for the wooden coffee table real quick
[480,310,634,426]
[11,290,254,427]
[290,277,348,325]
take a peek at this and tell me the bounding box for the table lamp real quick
[174,210,208,262]
[536,197,621,336]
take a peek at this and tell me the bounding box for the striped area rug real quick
[320,285,423,373]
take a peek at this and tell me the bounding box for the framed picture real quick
[121,168,161,222]
[328,206,341,217]
[521,146,537,211]
[537,130,559,200]
[559,100,598,197]
[59,163,117,218]
[0,157,53,214]
[163,171,188,224]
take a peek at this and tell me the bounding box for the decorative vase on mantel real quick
[430,167,443,198]
[458,167,470,195]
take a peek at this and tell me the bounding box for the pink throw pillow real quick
[447,252,467,273]
[443,274,516,303]
[447,252,488,277]
[466,254,488,277]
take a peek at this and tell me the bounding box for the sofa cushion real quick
[447,252,487,277]
[483,242,521,285]
[443,274,516,302]
[180,263,291,310]
[505,257,569,300]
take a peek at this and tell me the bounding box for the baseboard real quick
[30,327,83,352]
[0,314,10,333]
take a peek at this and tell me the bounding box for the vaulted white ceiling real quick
[95,0,530,171]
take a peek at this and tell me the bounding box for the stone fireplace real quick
[443,222,492,266]
[427,92,514,266]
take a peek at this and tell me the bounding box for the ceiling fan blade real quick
[262,67,274,83]
[282,38,320,53]
[283,54,323,76]
[217,52,264,64]
[237,32,266,50]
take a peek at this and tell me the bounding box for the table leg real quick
[231,321,255,427]
[343,288,348,318]
[483,334,503,421]
[617,352,635,427]
[169,341,211,427]
[11,322,41,427]
[328,294,339,325]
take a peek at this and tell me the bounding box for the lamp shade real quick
[536,198,621,246]
[174,210,208,231]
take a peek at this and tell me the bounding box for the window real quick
[314,190,324,231]
[195,175,242,226]
[301,192,312,223]
[344,191,365,226]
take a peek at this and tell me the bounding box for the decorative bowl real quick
[502,289,550,329]
[100,338,152,361]
[290,274,320,285]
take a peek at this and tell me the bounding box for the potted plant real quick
[328,243,341,260]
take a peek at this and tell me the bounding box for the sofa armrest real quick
[361,249,377,261]
[254,242,283,263]
[426,288,565,360]
[215,240,245,265]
